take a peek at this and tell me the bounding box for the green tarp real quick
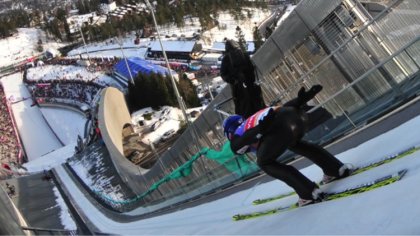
[93,141,259,204]
[145,141,258,194]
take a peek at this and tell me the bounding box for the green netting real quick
[92,141,259,205]
[93,145,420,209]
[146,141,258,192]
[202,141,259,175]
[147,150,202,192]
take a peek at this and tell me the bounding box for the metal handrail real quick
[308,35,420,114]
[213,97,233,116]
[263,0,403,105]
[21,226,77,235]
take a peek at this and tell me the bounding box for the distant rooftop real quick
[114,57,177,80]
[148,40,197,53]
[210,41,255,53]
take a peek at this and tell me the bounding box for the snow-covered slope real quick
[1,73,63,161]
[0,28,66,67]
[54,112,420,234]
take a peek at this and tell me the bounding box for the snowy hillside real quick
[54,110,420,234]
[67,8,272,59]
[0,28,66,67]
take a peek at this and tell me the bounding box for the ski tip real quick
[397,169,408,179]
[398,146,415,155]
[252,200,262,205]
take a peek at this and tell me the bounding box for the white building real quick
[100,0,117,14]
[66,12,107,36]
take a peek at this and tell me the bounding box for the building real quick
[146,40,202,60]
[66,12,107,39]
[113,57,178,86]
[200,53,223,66]
[209,41,255,54]
[100,0,117,14]
[108,2,146,20]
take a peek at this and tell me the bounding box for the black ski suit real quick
[230,85,344,200]
[220,39,265,118]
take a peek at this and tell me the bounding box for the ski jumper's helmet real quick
[223,115,244,140]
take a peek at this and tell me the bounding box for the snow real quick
[131,106,183,144]
[53,113,420,234]
[66,12,107,34]
[130,105,207,145]
[0,73,63,161]
[69,47,149,60]
[52,187,78,230]
[203,9,272,44]
[67,34,150,59]
[276,4,297,27]
[39,107,86,145]
[27,64,119,88]
[0,28,66,67]
[66,8,271,59]
[68,148,126,202]
[148,40,196,52]
[22,143,76,173]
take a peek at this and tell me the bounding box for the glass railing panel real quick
[405,40,420,66]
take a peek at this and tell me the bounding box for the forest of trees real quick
[0,9,32,38]
[126,72,201,112]
[0,0,269,41]
[45,0,268,44]
[1,0,268,43]
[80,13,150,42]
[75,0,101,15]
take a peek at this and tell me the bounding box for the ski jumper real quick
[230,86,344,200]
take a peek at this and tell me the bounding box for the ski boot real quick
[297,187,326,207]
[321,163,354,185]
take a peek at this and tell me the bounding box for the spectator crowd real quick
[0,85,21,167]
[1,56,119,179]
[41,57,117,75]
[27,64,103,82]
[26,79,103,106]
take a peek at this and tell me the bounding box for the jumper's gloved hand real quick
[258,108,276,135]
[298,84,323,104]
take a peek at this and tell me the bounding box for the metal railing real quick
[21,226,77,236]
[255,0,420,110]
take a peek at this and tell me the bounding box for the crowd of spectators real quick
[194,65,220,78]
[44,58,78,66]
[21,58,119,153]
[88,58,117,74]
[26,79,103,106]
[23,61,107,107]
[26,57,121,88]
[42,57,117,75]
[1,57,117,179]
[0,85,21,167]
[28,64,102,82]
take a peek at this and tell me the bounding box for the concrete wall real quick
[97,87,148,193]
[98,87,130,156]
